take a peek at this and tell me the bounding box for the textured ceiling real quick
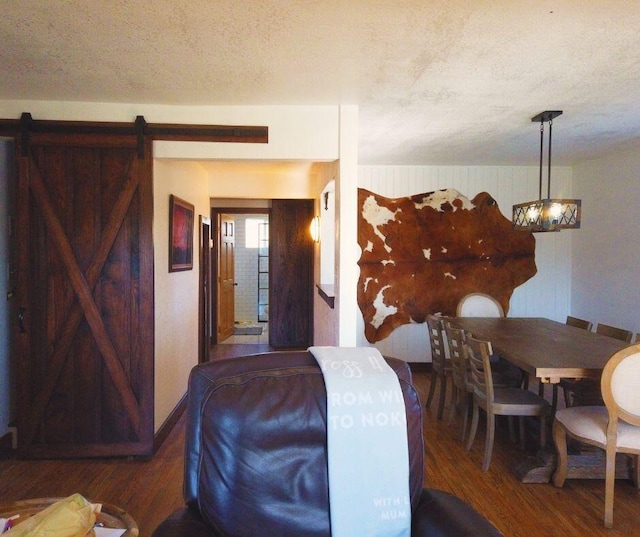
[3,1,640,165]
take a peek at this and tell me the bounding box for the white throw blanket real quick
[309,346,411,537]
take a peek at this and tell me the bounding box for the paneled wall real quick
[357,165,574,363]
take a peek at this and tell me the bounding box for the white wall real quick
[572,145,640,336]
[311,161,340,346]
[153,160,210,432]
[357,165,574,363]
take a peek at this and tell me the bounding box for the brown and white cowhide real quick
[357,188,537,343]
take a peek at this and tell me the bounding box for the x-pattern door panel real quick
[16,133,154,458]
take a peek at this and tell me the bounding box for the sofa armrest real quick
[412,488,503,537]
[151,507,216,537]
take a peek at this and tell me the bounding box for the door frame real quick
[210,207,271,344]
[199,216,212,363]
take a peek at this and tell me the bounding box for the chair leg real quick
[460,395,471,443]
[551,385,558,419]
[482,411,495,472]
[437,375,447,420]
[508,417,516,443]
[446,386,457,425]
[425,371,437,409]
[539,413,547,448]
[519,416,526,449]
[604,443,616,528]
[552,420,568,487]
[466,402,479,452]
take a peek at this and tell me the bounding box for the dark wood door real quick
[199,216,212,363]
[217,214,235,341]
[15,130,154,458]
[269,199,314,348]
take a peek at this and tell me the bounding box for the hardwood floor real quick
[1,349,639,536]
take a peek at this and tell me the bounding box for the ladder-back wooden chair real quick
[424,315,451,420]
[465,335,549,472]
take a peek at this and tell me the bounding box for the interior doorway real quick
[220,212,270,345]
[211,199,314,350]
[212,208,271,345]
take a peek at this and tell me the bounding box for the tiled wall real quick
[234,214,269,322]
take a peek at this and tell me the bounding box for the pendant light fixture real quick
[513,111,581,232]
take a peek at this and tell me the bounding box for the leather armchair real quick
[152,351,502,537]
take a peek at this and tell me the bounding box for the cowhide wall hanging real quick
[357,188,537,343]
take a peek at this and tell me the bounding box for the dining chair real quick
[561,322,633,408]
[465,334,549,472]
[424,314,452,420]
[444,322,522,443]
[565,315,593,331]
[552,342,640,528]
[444,322,473,441]
[456,293,505,318]
[546,316,594,409]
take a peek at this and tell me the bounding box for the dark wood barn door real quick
[15,128,154,458]
[269,199,314,348]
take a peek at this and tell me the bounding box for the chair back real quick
[465,335,495,404]
[182,351,425,537]
[596,323,633,343]
[444,322,469,392]
[456,293,505,318]
[566,316,593,331]
[426,314,448,374]
[601,343,640,428]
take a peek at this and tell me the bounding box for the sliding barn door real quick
[15,129,154,458]
[269,199,314,348]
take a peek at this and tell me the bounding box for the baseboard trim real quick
[153,393,187,453]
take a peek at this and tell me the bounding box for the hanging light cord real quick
[547,117,553,200]
[538,120,544,200]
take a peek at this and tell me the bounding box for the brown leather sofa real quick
[152,350,503,537]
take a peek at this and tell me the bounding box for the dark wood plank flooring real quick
[1,345,639,536]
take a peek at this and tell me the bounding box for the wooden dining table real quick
[446,317,628,386]
[445,316,631,482]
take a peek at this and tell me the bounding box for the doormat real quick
[234,325,263,336]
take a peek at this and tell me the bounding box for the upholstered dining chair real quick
[552,342,640,528]
[456,293,505,318]
[425,314,452,420]
[560,322,633,408]
[465,335,549,471]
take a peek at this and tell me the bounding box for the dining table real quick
[447,317,628,386]
[445,316,631,483]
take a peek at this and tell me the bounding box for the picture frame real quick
[169,195,194,272]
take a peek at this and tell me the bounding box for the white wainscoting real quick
[357,165,573,363]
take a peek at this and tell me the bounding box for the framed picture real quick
[169,195,194,272]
